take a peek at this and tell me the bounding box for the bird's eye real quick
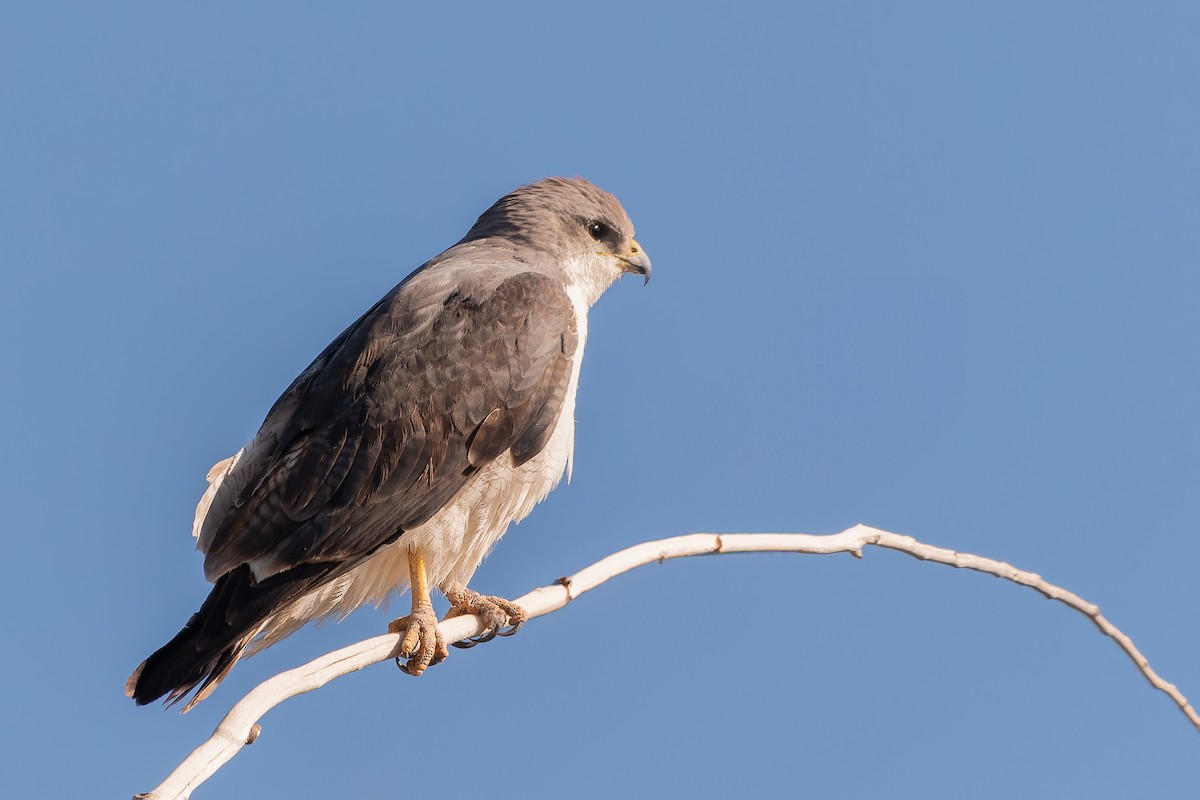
[586,221,607,241]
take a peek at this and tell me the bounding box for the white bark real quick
[135,525,1199,800]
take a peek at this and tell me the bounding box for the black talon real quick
[452,638,477,649]
[475,627,498,644]
[497,620,523,637]
[396,657,412,674]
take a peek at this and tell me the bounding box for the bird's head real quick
[463,177,651,303]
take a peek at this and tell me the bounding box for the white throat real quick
[561,254,623,307]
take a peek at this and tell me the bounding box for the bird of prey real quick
[126,177,650,711]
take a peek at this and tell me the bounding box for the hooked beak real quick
[616,239,652,285]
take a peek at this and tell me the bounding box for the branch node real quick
[245,724,262,745]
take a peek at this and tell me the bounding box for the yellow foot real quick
[443,585,528,649]
[388,606,448,676]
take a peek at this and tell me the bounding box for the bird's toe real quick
[443,587,527,649]
[389,607,447,675]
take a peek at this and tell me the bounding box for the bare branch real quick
[136,525,1198,800]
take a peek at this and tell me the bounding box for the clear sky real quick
[3,3,1198,798]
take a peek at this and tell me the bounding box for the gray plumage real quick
[127,177,649,709]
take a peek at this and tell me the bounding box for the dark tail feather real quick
[125,565,264,710]
[126,562,331,711]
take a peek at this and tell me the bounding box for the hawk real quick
[127,177,650,710]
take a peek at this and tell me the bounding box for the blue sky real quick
[3,3,1198,797]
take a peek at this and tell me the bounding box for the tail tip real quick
[125,661,146,702]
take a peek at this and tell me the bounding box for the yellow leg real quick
[387,547,448,675]
[408,548,433,615]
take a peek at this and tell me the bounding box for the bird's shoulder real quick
[300,248,577,412]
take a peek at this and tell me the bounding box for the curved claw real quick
[442,586,526,650]
[452,625,501,649]
[496,619,523,637]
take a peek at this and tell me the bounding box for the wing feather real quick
[197,263,578,586]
